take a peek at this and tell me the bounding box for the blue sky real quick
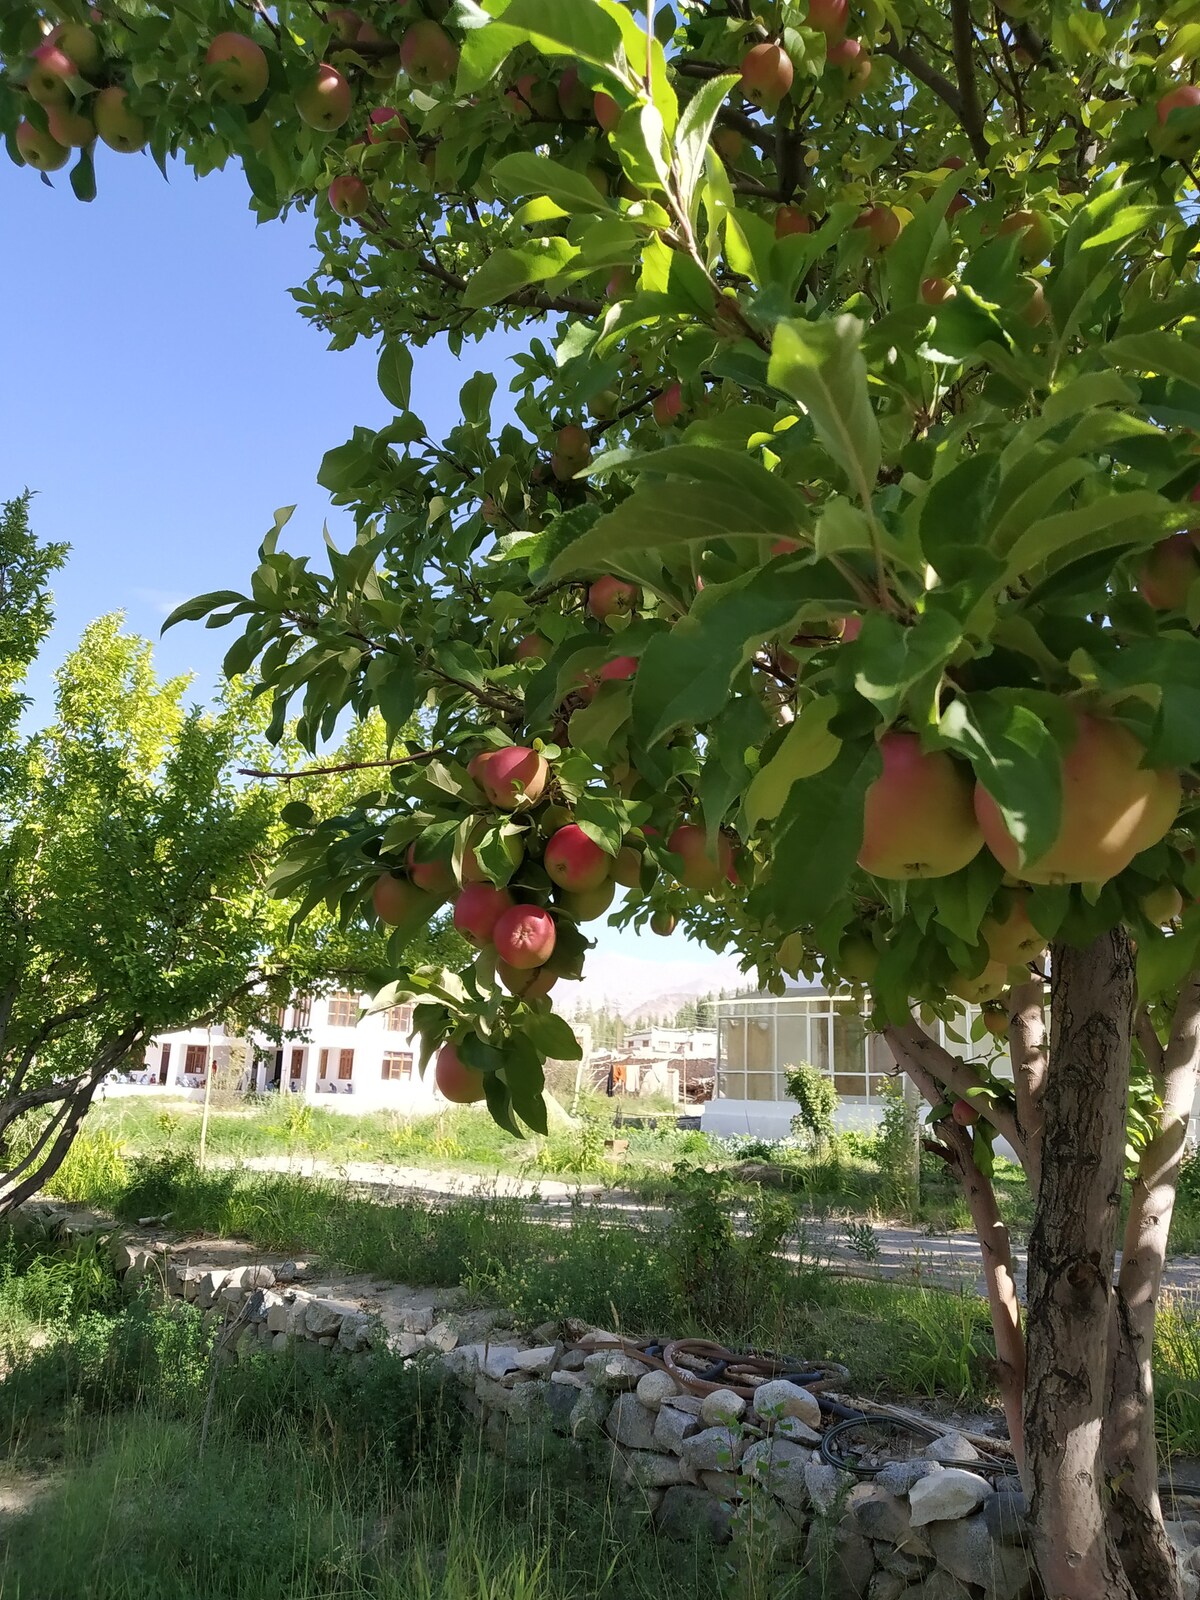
[1,147,733,982]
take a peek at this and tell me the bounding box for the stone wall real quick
[100,1230,1200,1600]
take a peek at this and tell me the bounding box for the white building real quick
[125,991,446,1114]
[623,1025,717,1059]
[701,983,989,1140]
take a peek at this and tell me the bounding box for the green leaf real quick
[1106,332,1200,392]
[744,700,841,829]
[768,317,881,510]
[484,0,625,71]
[69,145,96,203]
[920,287,1011,365]
[574,792,625,856]
[940,694,1071,866]
[1006,489,1175,576]
[491,152,612,215]
[280,801,315,828]
[763,741,881,927]
[463,238,578,309]
[674,73,740,214]
[632,559,854,747]
[161,590,250,632]
[502,1036,549,1133]
[523,1009,582,1062]
[377,342,413,410]
[1138,909,1200,1003]
[919,454,1002,584]
[482,1070,524,1137]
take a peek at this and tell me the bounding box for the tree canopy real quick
[5,3,1200,1594]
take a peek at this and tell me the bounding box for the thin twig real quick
[239,752,440,781]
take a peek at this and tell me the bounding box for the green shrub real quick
[784,1063,839,1151]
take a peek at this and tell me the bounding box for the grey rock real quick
[546,1382,579,1432]
[732,1494,806,1556]
[194,1270,228,1310]
[225,1264,276,1291]
[304,1299,349,1339]
[270,1331,290,1352]
[558,1348,588,1372]
[621,1450,691,1489]
[582,1350,648,1390]
[424,1320,459,1353]
[914,1573,974,1600]
[480,1345,524,1380]
[866,1576,907,1600]
[928,1514,1034,1600]
[395,1332,424,1359]
[338,1313,373,1353]
[568,1385,612,1440]
[742,1436,811,1509]
[804,1521,874,1600]
[699,1470,741,1500]
[982,1486,1030,1546]
[774,1415,822,1446]
[752,1379,822,1429]
[847,1484,931,1555]
[265,1295,293,1335]
[548,1369,586,1390]
[439,1343,485,1379]
[875,1460,942,1496]
[666,1394,704,1416]
[700,1388,746,1427]
[680,1425,743,1474]
[217,1283,247,1309]
[530,1320,559,1343]
[655,1485,733,1544]
[606,1394,660,1452]
[509,1345,560,1376]
[804,1459,855,1515]
[878,1546,930,1580]
[653,1403,700,1454]
[636,1369,679,1410]
[909,1467,990,1527]
[925,1430,980,1464]
[448,1308,512,1343]
[399,1305,435,1335]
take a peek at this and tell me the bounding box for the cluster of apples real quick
[14,20,145,169]
[739,0,869,114]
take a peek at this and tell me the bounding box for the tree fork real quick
[1025,929,1138,1599]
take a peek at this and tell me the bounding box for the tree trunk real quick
[1025,929,1137,1600]
[1105,976,1200,1600]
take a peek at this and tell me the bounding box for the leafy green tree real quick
[6,4,1200,1592]
[0,496,458,1211]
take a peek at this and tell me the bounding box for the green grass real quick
[0,1247,808,1600]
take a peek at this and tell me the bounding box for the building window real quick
[337,1048,354,1081]
[160,1043,171,1073]
[381,1051,413,1082]
[291,996,312,1030]
[326,991,357,1028]
[386,1003,413,1035]
[289,1048,305,1080]
[184,1044,206,1075]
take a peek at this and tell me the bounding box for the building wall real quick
[702,989,994,1140]
[128,992,446,1113]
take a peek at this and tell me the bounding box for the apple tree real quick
[0,494,460,1212]
[5,2,1200,1594]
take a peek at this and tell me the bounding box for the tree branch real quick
[949,0,990,162]
[876,35,966,122]
[239,750,441,781]
[1007,979,1047,1188]
[884,1015,1026,1164]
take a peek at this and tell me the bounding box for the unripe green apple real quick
[556,880,616,921]
[837,933,878,983]
[49,23,102,75]
[1142,883,1184,926]
[712,126,744,165]
[400,20,458,87]
[650,909,677,936]
[949,961,1008,1004]
[16,119,69,170]
[612,846,643,888]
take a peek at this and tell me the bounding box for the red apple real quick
[598,655,638,685]
[775,205,813,238]
[555,424,590,467]
[739,42,793,112]
[48,23,101,75]
[807,0,849,38]
[545,824,610,892]
[668,823,734,892]
[857,732,983,879]
[951,1098,979,1127]
[493,904,557,969]
[372,874,432,925]
[514,634,552,662]
[974,710,1181,885]
[400,20,458,86]
[329,174,369,216]
[921,276,957,306]
[653,382,685,427]
[496,959,558,998]
[606,266,634,301]
[712,126,744,164]
[1138,534,1200,611]
[26,42,76,107]
[94,87,145,152]
[368,106,411,143]
[772,538,802,556]
[452,882,516,946]
[828,38,871,89]
[205,32,269,104]
[295,63,352,130]
[435,1043,486,1103]
[982,1008,1008,1039]
[557,66,592,120]
[1157,84,1200,158]
[16,119,69,170]
[588,575,639,622]
[477,746,548,810]
[406,843,455,898]
[854,205,901,251]
[594,90,620,132]
[998,208,1053,264]
[46,103,95,147]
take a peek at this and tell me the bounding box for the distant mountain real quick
[556,949,746,1017]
